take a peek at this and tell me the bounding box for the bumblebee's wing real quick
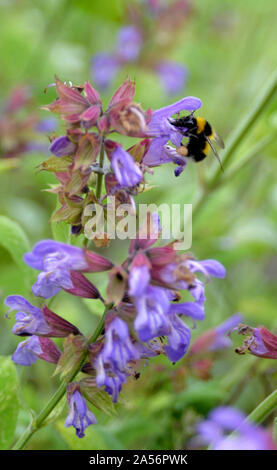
[206,136,224,172]
[213,132,225,149]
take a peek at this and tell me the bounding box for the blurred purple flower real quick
[156,62,188,95]
[117,26,142,61]
[91,53,120,90]
[65,388,97,438]
[36,117,57,133]
[197,406,276,450]
[190,313,243,355]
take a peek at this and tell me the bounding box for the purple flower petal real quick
[5,295,51,336]
[169,302,205,321]
[165,315,191,362]
[12,336,42,366]
[111,146,142,187]
[134,286,170,341]
[49,136,77,157]
[188,259,226,279]
[129,265,150,297]
[65,389,97,438]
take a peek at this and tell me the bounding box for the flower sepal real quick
[54,334,88,381]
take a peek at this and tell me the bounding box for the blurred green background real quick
[0,0,277,450]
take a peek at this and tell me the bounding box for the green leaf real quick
[0,159,20,174]
[0,356,19,449]
[51,202,70,243]
[0,216,35,290]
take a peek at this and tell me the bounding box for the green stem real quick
[192,68,277,221]
[246,389,277,425]
[95,139,105,200]
[12,306,110,450]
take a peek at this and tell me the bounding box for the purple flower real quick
[236,325,277,359]
[5,294,80,338]
[5,295,51,336]
[12,336,61,366]
[12,336,42,366]
[163,144,187,176]
[24,240,113,299]
[95,317,140,402]
[197,406,276,450]
[165,314,191,362]
[65,388,97,438]
[133,285,171,342]
[143,95,201,167]
[117,26,142,61]
[91,53,120,90]
[36,117,57,133]
[211,313,242,351]
[111,146,143,188]
[190,313,242,355]
[49,135,77,157]
[156,62,188,95]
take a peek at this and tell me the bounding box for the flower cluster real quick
[92,0,192,95]
[40,76,202,237]
[5,215,225,437]
[0,85,56,160]
[196,406,276,450]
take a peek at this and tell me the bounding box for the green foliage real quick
[0,216,35,294]
[0,356,19,449]
[1,0,277,451]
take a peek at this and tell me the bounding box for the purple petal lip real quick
[187,259,226,279]
[24,240,89,271]
[151,96,202,122]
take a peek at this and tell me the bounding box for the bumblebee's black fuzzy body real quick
[171,116,214,162]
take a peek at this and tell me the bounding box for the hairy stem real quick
[12,306,110,450]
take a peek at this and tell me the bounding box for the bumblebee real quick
[170,115,225,170]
